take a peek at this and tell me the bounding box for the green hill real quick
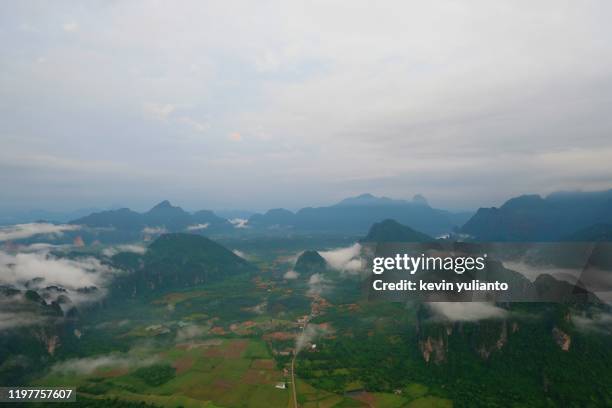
[294,250,327,275]
[361,219,434,243]
[111,233,257,296]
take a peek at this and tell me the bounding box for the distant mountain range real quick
[44,194,471,242]
[70,200,232,241]
[247,194,472,236]
[4,189,612,244]
[461,189,612,241]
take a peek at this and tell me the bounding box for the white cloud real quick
[229,218,249,229]
[572,312,612,334]
[320,243,364,273]
[283,270,299,280]
[307,273,330,296]
[232,249,249,259]
[0,310,47,330]
[428,302,508,322]
[143,103,176,121]
[0,249,118,305]
[20,243,70,252]
[0,223,80,242]
[178,116,210,133]
[228,132,242,142]
[102,243,147,257]
[142,226,167,235]
[62,22,78,32]
[51,352,159,376]
[296,324,329,353]
[175,324,207,342]
[186,223,209,231]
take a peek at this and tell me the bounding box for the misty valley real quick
[1,192,611,407]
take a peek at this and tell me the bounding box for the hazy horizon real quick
[2,1,612,212]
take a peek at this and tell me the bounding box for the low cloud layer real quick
[0,223,80,242]
[102,244,147,258]
[283,270,299,280]
[0,310,47,331]
[229,218,249,229]
[186,223,209,231]
[232,249,251,260]
[307,273,330,297]
[175,324,208,342]
[320,243,364,274]
[572,312,612,335]
[0,248,119,306]
[142,226,167,235]
[296,324,330,353]
[51,352,159,376]
[428,302,508,322]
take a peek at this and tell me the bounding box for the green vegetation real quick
[4,232,612,407]
[362,219,434,243]
[133,364,176,386]
[294,250,328,275]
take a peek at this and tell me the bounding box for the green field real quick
[38,338,290,408]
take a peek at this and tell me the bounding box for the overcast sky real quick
[1,1,612,212]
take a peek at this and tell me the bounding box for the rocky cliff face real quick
[552,327,571,351]
[35,328,60,355]
[477,321,508,359]
[419,335,446,364]
[416,304,521,363]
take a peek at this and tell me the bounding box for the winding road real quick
[291,352,298,408]
[291,314,311,408]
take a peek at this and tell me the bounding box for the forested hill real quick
[110,233,256,296]
[461,190,612,241]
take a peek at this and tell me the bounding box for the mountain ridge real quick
[461,189,612,241]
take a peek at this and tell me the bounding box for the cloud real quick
[142,226,167,235]
[232,249,251,260]
[229,218,249,229]
[2,2,612,210]
[178,116,210,133]
[0,223,81,242]
[186,223,209,231]
[51,352,159,376]
[62,22,79,32]
[175,324,207,342]
[283,270,299,280]
[228,132,242,142]
[0,310,47,330]
[306,273,330,296]
[143,103,176,121]
[296,324,329,353]
[19,243,70,253]
[320,243,364,273]
[102,244,147,257]
[0,249,119,305]
[572,312,612,335]
[428,302,508,322]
